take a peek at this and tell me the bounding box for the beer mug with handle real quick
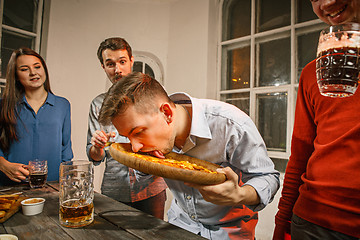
[316,23,360,97]
[28,159,47,188]
[59,160,94,228]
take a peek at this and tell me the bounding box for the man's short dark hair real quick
[99,72,173,126]
[97,37,132,64]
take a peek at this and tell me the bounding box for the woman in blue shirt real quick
[0,47,73,186]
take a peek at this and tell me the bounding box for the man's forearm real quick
[89,146,105,161]
[0,156,8,172]
[236,184,260,206]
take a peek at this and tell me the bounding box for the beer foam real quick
[317,31,360,55]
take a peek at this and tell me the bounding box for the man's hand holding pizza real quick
[185,167,260,206]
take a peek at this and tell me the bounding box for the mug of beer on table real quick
[316,23,360,97]
[59,160,94,228]
[28,159,47,188]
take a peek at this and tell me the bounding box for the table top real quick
[0,182,205,240]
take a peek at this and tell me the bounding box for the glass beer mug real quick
[59,160,94,228]
[316,23,360,97]
[28,159,48,188]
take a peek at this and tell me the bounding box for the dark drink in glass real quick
[28,159,48,188]
[316,23,360,98]
[29,172,48,188]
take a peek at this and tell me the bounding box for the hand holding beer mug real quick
[316,23,360,97]
[28,159,47,188]
[59,160,94,228]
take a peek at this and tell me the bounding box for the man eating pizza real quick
[98,72,280,240]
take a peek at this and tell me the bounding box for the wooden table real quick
[0,182,205,240]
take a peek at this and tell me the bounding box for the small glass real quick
[316,23,360,97]
[59,160,94,228]
[28,159,47,188]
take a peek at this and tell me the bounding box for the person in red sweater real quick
[274,1,360,239]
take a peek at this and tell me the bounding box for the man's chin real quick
[112,76,122,83]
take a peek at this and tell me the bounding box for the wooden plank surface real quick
[94,193,206,240]
[0,196,27,223]
[0,182,205,240]
[51,182,205,239]
[2,184,139,240]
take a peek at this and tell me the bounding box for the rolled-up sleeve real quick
[230,119,280,212]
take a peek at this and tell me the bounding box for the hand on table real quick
[185,167,260,206]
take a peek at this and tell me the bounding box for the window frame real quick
[0,0,45,84]
[133,51,164,84]
[218,0,327,161]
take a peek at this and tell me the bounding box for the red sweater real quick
[273,60,360,239]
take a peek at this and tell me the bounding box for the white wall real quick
[166,0,210,96]
[46,0,216,162]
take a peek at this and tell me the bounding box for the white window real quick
[132,51,164,84]
[219,0,327,171]
[0,0,47,95]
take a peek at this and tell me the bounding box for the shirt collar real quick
[169,92,212,140]
[45,92,55,106]
[20,92,55,107]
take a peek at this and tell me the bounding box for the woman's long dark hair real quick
[0,47,52,153]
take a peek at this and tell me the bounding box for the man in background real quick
[86,37,167,219]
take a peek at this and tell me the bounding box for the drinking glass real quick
[316,23,360,97]
[28,159,47,188]
[59,160,94,228]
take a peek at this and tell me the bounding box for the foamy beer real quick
[59,160,94,228]
[316,23,360,97]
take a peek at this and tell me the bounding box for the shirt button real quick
[186,195,192,200]
[191,214,196,220]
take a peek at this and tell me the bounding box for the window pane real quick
[133,62,156,79]
[221,92,250,116]
[145,63,155,78]
[3,0,39,32]
[256,0,290,33]
[133,61,143,73]
[257,92,287,152]
[271,158,288,172]
[256,37,291,87]
[222,45,250,90]
[297,31,320,82]
[296,0,317,23]
[0,81,5,96]
[1,31,34,78]
[222,0,251,40]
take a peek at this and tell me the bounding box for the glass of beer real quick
[316,23,360,97]
[28,159,48,188]
[59,160,94,228]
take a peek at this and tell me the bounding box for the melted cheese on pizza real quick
[126,152,217,174]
